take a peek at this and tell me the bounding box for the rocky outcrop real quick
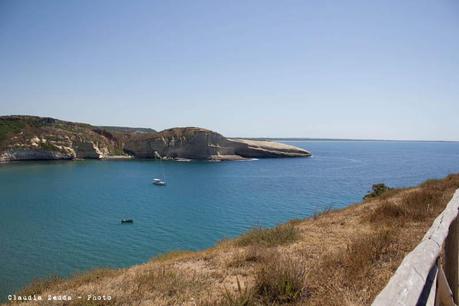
[73,140,109,159]
[0,116,125,162]
[0,116,311,162]
[0,149,73,162]
[230,139,311,158]
[124,127,311,160]
[124,128,233,159]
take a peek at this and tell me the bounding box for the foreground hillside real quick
[10,174,459,305]
[0,116,310,162]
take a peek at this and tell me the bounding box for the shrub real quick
[219,277,255,306]
[254,254,306,304]
[364,183,393,200]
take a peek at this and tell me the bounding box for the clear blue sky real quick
[1,0,458,140]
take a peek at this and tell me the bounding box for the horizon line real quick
[231,137,459,143]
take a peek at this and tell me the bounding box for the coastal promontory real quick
[0,115,311,162]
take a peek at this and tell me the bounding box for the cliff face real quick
[124,128,311,160]
[0,116,310,162]
[230,139,312,158]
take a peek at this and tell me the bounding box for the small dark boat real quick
[121,219,134,224]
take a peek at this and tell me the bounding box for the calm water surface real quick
[1,141,459,298]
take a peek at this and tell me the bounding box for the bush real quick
[364,183,393,200]
[254,254,306,304]
[218,277,255,306]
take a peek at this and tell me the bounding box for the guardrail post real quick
[445,216,459,302]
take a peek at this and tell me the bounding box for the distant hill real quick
[0,115,311,162]
[97,126,156,134]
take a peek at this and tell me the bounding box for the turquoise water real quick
[1,140,459,299]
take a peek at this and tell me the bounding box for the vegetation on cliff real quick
[363,183,393,200]
[0,116,125,159]
[0,118,25,144]
[12,174,459,306]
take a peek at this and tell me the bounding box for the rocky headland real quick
[0,115,311,162]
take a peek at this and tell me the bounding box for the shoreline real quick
[0,154,283,164]
[0,156,249,164]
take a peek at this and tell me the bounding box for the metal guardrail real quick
[372,190,459,306]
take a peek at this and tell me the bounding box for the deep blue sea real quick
[1,140,459,299]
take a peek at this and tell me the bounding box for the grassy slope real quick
[0,116,88,148]
[9,174,459,306]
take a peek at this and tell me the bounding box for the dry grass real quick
[369,174,459,225]
[132,266,210,302]
[217,277,256,306]
[235,223,299,247]
[18,269,120,297]
[7,173,459,306]
[253,253,307,304]
[151,250,195,262]
[222,250,307,305]
[369,200,407,223]
[17,276,63,297]
[311,205,335,220]
[368,188,403,201]
[226,245,276,268]
[304,228,400,305]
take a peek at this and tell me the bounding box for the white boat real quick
[175,158,192,162]
[153,151,167,186]
[153,178,166,186]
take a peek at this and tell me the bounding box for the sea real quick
[1,140,459,299]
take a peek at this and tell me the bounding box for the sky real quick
[0,0,458,140]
